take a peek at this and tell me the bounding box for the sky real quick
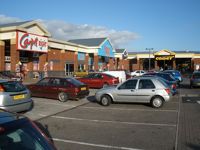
[0,0,200,52]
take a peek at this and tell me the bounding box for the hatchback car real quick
[190,71,200,88]
[95,76,171,108]
[0,80,33,112]
[78,73,119,88]
[0,71,21,81]
[0,109,57,150]
[27,77,89,102]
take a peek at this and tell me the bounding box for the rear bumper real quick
[75,90,90,99]
[0,100,33,112]
[163,95,171,102]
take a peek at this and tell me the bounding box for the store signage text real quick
[17,31,48,52]
[155,55,174,61]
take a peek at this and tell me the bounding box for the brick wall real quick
[0,41,5,71]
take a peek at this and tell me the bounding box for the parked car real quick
[190,71,200,88]
[78,73,119,88]
[103,71,126,82]
[0,109,57,150]
[143,73,177,95]
[27,77,89,102]
[130,70,146,77]
[95,76,172,108]
[0,79,33,112]
[163,70,182,84]
[0,71,21,81]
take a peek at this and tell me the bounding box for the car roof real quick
[132,76,157,80]
[0,79,10,83]
[0,109,25,124]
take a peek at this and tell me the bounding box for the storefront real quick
[128,49,200,73]
[69,38,116,71]
[0,21,89,78]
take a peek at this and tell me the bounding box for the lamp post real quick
[146,48,153,71]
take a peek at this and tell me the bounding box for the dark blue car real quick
[163,70,182,84]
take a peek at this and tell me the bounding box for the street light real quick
[146,48,153,71]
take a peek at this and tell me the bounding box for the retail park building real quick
[0,21,200,78]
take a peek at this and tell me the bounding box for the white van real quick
[103,71,126,83]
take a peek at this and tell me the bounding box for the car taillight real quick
[0,85,5,92]
[165,88,170,94]
[75,88,80,93]
[172,84,176,89]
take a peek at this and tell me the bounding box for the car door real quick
[90,73,103,88]
[46,78,61,99]
[136,79,156,102]
[30,78,50,97]
[113,79,138,102]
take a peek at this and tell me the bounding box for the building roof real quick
[68,38,107,47]
[115,49,125,53]
[0,21,32,28]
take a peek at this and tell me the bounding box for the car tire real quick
[151,96,164,108]
[100,95,111,106]
[58,92,68,102]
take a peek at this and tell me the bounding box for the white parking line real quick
[34,101,76,107]
[82,106,178,112]
[53,138,142,150]
[48,115,176,127]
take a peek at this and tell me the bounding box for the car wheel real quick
[101,95,111,106]
[151,96,164,108]
[58,92,68,102]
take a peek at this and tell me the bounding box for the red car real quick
[27,77,89,102]
[77,73,119,88]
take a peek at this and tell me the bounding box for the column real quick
[94,53,99,71]
[173,59,176,70]
[74,51,78,72]
[84,53,89,71]
[155,60,159,70]
[0,41,5,71]
[10,39,20,72]
[39,53,48,71]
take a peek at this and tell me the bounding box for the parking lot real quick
[24,78,200,150]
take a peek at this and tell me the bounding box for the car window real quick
[0,118,55,150]
[37,78,50,85]
[136,71,140,73]
[193,73,200,78]
[118,80,137,90]
[1,81,26,92]
[93,74,102,79]
[138,79,155,89]
[66,78,85,86]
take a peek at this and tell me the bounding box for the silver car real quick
[95,76,172,108]
[0,80,33,112]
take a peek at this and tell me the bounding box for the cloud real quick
[0,15,21,24]
[40,20,139,48]
[0,15,139,48]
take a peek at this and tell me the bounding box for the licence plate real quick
[81,87,86,91]
[13,94,25,100]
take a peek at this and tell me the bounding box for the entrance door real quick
[65,64,74,76]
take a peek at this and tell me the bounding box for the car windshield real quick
[0,117,55,150]
[66,78,85,86]
[1,81,26,92]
